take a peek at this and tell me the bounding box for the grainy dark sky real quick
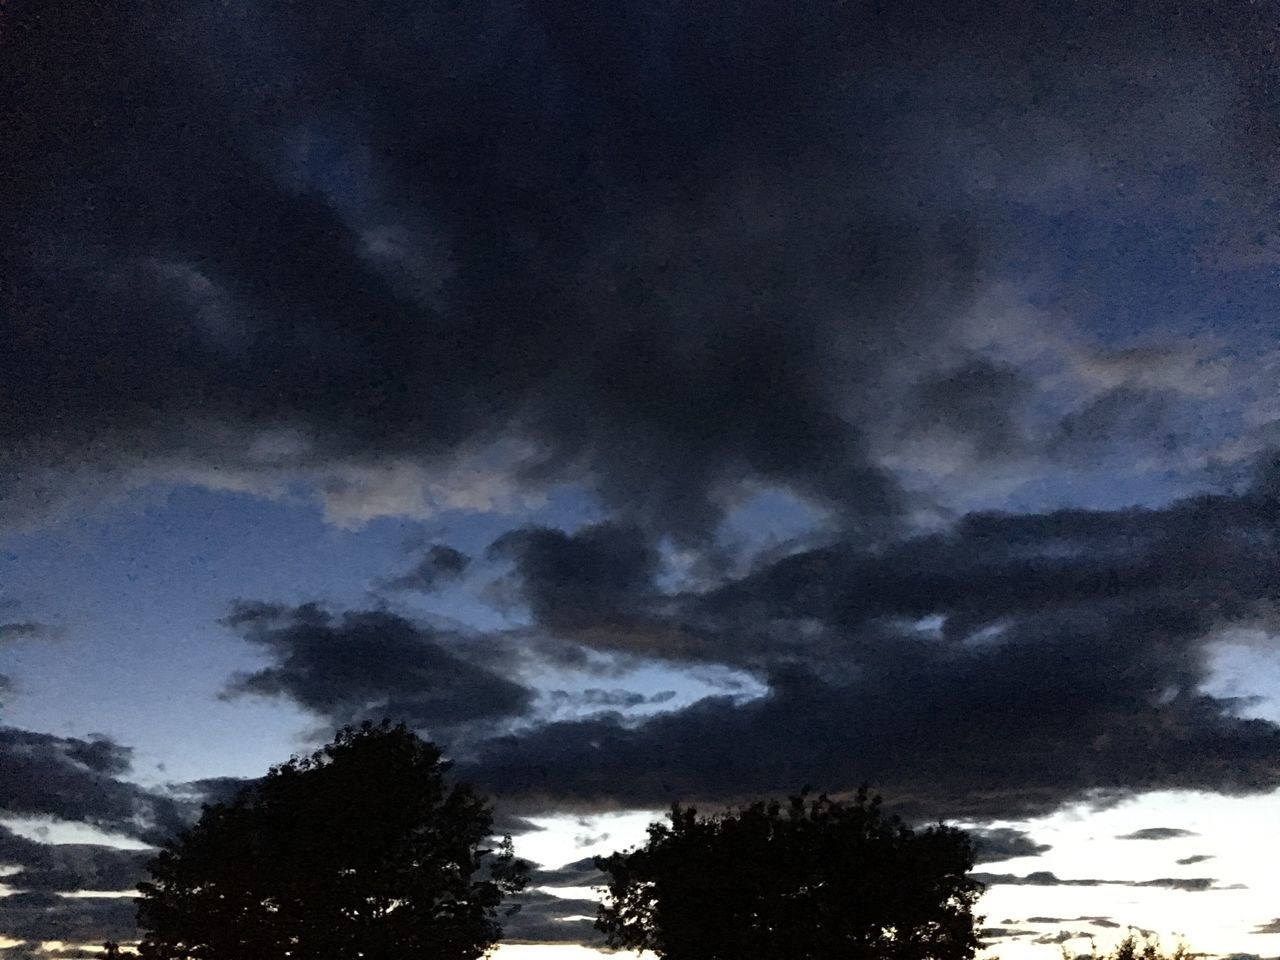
[4,1,1280,956]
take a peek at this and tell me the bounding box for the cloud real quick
[463,473,1280,820]
[490,812,546,837]
[898,359,1035,461]
[501,893,603,946]
[0,622,57,643]
[1116,827,1198,841]
[1035,931,1095,945]
[490,524,661,635]
[0,609,59,701]
[164,777,258,810]
[0,893,137,946]
[971,827,1052,863]
[379,544,470,593]
[1052,386,1180,455]
[973,872,1228,892]
[1252,919,1280,935]
[0,728,183,840]
[1176,854,1215,866]
[221,603,534,732]
[981,928,1040,940]
[529,857,607,889]
[0,826,149,894]
[5,0,1279,534]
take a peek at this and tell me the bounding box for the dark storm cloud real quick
[464,474,1280,819]
[1035,931,1094,945]
[0,728,178,839]
[0,826,149,894]
[465,672,1280,821]
[489,812,546,838]
[529,857,607,889]
[502,892,603,946]
[490,524,660,635]
[981,928,1039,941]
[0,0,946,537]
[380,545,470,593]
[221,603,534,730]
[0,892,137,945]
[5,0,1279,532]
[693,469,1280,663]
[900,359,1035,460]
[971,827,1052,863]
[1117,827,1199,841]
[973,872,1226,892]
[63,740,133,778]
[1131,878,1232,892]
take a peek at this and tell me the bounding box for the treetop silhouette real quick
[136,721,527,960]
[595,787,983,960]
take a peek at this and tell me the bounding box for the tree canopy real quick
[136,721,527,960]
[595,788,983,960]
[1078,935,1192,960]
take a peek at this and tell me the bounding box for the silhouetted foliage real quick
[136,721,528,960]
[1071,934,1191,960]
[595,788,983,960]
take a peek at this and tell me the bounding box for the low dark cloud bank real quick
[459,473,1280,820]
[530,856,608,889]
[0,826,148,893]
[973,872,1231,893]
[0,894,137,947]
[1024,917,1122,929]
[502,892,604,945]
[186,462,1280,824]
[0,729,184,842]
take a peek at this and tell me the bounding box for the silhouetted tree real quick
[136,721,527,960]
[595,788,983,960]
[1072,934,1191,960]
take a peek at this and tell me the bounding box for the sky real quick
[3,0,1280,957]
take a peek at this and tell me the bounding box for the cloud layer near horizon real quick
[454,473,1280,820]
